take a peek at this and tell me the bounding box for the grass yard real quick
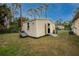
[0,31,79,56]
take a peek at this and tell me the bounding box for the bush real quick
[69,31,75,35]
[0,23,19,33]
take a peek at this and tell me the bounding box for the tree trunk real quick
[20,5,22,28]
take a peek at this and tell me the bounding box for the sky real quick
[14,3,79,22]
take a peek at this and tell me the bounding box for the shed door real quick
[48,23,50,33]
[48,28,50,33]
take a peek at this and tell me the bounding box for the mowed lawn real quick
[0,31,79,56]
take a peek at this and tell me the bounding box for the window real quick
[48,23,50,26]
[27,22,29,30]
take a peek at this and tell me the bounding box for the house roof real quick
[25,18,55,24]
[72,11,79,23]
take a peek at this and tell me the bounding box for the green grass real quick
[0,31,79,56]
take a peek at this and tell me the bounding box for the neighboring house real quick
[71,12,79,36]
[57,25,64,30]
[21,19,55,38]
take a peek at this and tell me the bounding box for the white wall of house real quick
[72,18,79,36]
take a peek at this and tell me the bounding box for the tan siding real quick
[36,20,55,37]
[72,18,79,36]
[22,19,55,37]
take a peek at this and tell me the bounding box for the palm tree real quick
[14,3,23,27]
[27,8,34,19]
[27,4,48,19]
[36,4,48,19]
[10,4,15,22]
[9,3,20,22]
[37,6,44,18]
[33,8,40,19]
[36,8,41,18]
[28,8,41,19]
[42,4,48,18]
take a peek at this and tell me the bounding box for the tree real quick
[17,17,29,27]
[10,4,15,22]
[37,6,44,18]
[0,4,12,31]
[56,18,63,25]
[36,4,48,19]
[42,4,48,18]
[33,8,40,19]
[36,7,42,18]
[74,7,79,14]
[27,4,49,19]
[63,20,72,30]
[10,4,18,22]
[13,3,23,28]
[27,8,38,19]
[27,8,34,19]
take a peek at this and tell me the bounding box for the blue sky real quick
[15,3,79,22]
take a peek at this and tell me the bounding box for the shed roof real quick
[25,18,55,24]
